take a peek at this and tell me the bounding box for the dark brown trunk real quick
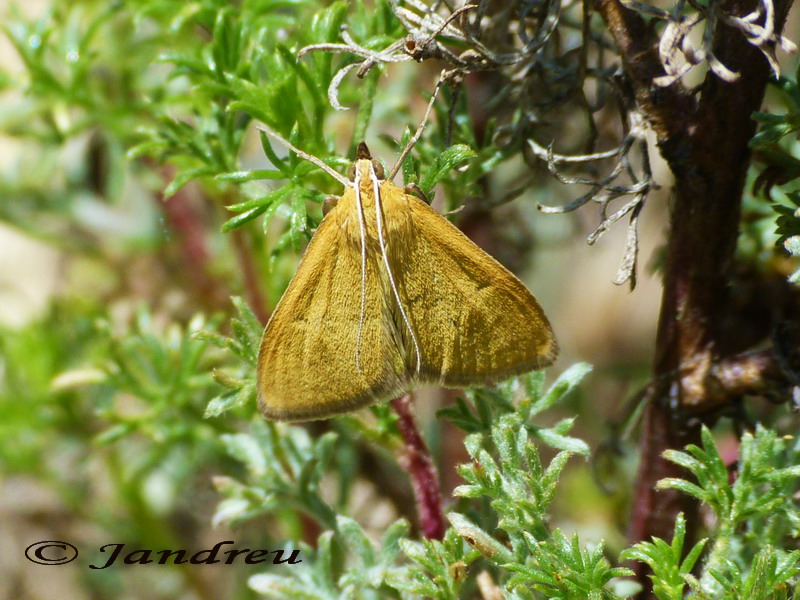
[595,0,794,594]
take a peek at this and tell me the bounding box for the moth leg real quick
[322,194,339,216]
[404,183,433,205]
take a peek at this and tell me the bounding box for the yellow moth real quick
[257,139,557,421]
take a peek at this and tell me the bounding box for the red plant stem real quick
[158,172,228,313]
[390,393,446,540]
[152,163,269,324]
[230,229,270,325]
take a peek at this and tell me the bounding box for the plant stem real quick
[390,393,446,540]
[154,164,229,314]
[230,229,269,325]
[700,519,735,594]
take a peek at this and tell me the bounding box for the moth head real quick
[356,141,372,160]
[348,142,369,181]
[348,141,385,181]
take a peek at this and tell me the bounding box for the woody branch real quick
[594,0,795,592]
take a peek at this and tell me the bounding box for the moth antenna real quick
[387,69,448,182]
[371,163,422,374]
[257,124,350,187]
[352,166,369,376]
